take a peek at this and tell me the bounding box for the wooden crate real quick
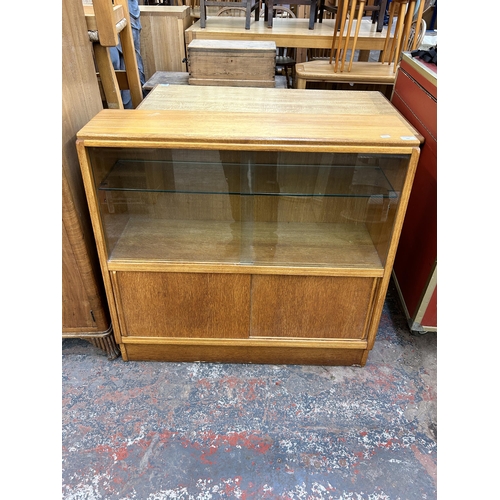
[188,39,276,87]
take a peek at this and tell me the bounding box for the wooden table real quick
[185,17,394,62]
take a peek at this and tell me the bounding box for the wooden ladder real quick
[84,0,143,108]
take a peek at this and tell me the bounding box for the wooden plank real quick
[122,336,368,349]
[122,342,368,365]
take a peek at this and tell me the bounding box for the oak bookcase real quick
[76,87,420,366]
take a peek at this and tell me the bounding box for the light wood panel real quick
[139,6,192,79]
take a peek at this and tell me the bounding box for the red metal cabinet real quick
[391,52,437,333]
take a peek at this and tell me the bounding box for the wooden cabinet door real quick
[112,272,251,338]
[250,275,377,340]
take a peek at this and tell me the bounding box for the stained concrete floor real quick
[62,279,437,499]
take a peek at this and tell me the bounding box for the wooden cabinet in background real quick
[76,86,421,366]
[139,6,192,79]
[62,0,118,358]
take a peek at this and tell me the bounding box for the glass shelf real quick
[90,149,410,270]
[99,158,398,199]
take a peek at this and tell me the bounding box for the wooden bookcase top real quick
[77,87,421,152]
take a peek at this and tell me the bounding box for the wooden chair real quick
[216,5,248,16]
[407,17,427,50]
[263,0,319,29]
[329,0,367,72]
[295,0,424,89]
[84,0,143,109]
[381,0,425,65]
[199,0,260,28]
[318,0,388,32]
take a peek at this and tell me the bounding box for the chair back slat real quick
[329,0,366,72]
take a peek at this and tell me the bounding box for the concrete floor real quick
[62,279,437,499]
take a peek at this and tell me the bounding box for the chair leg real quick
[394,1,415,70]
[200,0,206,28]
[347,0,365,72]
[332,0,349,71]
[308,0,318,29]
[376,0,387,32]
[410,0,426,50]
[340,0,357,72]
[388,3,407,67]
[295,74,307,89]
[245,2,252,29]
[381,0,397,63]
[266,0,273,27]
